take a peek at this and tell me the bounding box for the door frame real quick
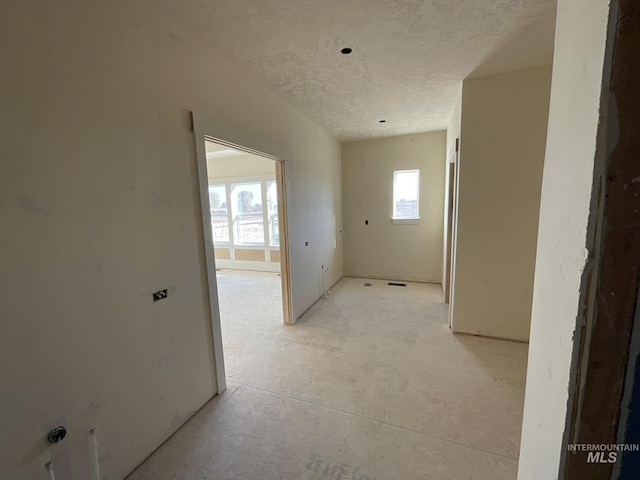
[443,139,459,304]
[191,112,293,395]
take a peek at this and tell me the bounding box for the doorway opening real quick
[204,140,290,385]
[205,142,282,273]
[192,113,292,395]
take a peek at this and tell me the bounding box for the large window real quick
[393,169,420,220]
[208,176,280,253]
[231,182,264,244]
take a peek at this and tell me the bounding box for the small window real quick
[393,170,420,220]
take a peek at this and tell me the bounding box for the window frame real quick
[266,180,280,246]
[230,181,266,246]
[392,169,420,223]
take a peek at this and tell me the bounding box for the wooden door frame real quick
[191,113,293,395]
[443,139,459,304]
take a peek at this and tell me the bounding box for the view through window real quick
[393,169,420,219]
[209,177,278,248]
[208,185,229,243]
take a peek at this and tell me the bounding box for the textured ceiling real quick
[177,0,557,141]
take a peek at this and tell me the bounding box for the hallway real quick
[127,273,528,480]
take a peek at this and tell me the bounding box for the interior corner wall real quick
[451,65,552,342]
[0,2,342,479]
[341,131,446,283]
[517,0,611,478]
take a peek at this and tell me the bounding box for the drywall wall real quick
[206,152,276,180]
[468,7,557,79]
[451,66,552,341]
[445,84,463,165]
[342,132,446,283]
[0,2,342,480]
[517,1,611,478]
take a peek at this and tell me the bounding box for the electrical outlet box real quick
[153,289,168,302]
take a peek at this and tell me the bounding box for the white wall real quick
[207,153,276,180]
[446,84,463,158]
[468,8,557,79]
[342,132,446,283]
[452,66,552,341]
[518,1,611,478]
[0,2,342,479]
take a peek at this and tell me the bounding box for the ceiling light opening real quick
[340,47,352,55]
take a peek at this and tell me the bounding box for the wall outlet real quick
[152,289,168,302]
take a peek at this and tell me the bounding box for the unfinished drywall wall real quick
[517,1,611,478]
[451,66,552,341]
[342,132,445,283]
[468,7,557,79]
[0,2,342,479]
[206,151,276,181]
[445,84,463,166]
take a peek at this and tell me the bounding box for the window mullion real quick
[226,179,235,252]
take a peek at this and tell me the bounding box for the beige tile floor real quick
[127,271,528,480]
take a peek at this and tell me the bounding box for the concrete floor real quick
[128,271,528,480]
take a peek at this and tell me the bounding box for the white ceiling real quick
[184,0,557,141]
